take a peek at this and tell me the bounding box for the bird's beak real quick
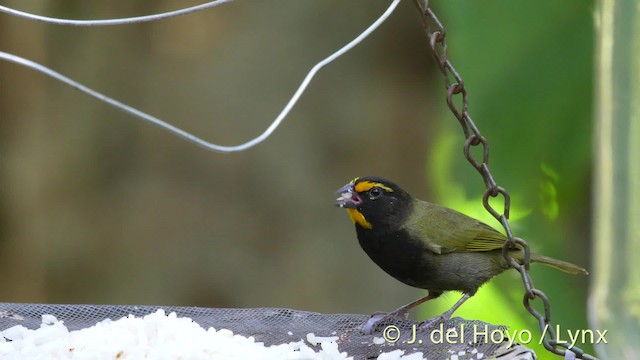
[335,182,362,208]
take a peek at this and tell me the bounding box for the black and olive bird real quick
[335,176,588,333]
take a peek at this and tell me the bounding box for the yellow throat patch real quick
[346,208,372,229]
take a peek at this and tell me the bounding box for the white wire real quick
[0,0,233,26]
[0,0,402,153]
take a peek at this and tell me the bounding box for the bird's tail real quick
[531,254,589,275]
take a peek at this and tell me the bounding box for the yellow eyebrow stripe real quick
[354,181,393,193]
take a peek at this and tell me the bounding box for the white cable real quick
[0,0,402,152]
[0,0,233,26]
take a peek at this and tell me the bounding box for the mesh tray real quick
[0,303,532,359]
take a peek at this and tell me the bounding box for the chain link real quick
[413,1,597,359]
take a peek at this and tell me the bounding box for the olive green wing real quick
[402,199,508,254]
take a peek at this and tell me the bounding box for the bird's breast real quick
[355,227,502,294]
[356,227,438,288]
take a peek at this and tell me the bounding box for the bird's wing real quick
[462,222,509,252]
[403,200,508,254]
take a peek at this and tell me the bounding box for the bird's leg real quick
[418,293,471,330]
[363,291,441,334]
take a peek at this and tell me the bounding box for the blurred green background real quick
[0,0,594,358]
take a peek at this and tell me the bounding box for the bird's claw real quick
[416,315,446,331]
[362,310,409,335]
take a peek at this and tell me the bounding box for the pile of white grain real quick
[0,309,424,359]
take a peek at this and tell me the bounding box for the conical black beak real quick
[335,182,362,208]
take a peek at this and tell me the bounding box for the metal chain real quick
[413,1,597,359]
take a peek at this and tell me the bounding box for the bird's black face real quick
[335,176,413,232]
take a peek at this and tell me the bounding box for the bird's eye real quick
[369,187,382,199]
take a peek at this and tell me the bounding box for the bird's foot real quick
[416,314,448,331]
[417,293,471,331]
[362,310,409,335]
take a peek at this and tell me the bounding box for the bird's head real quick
[335,176,413,231]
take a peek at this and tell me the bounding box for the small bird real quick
[335,176,588,333]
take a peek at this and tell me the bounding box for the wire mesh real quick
[0,302,521,359]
